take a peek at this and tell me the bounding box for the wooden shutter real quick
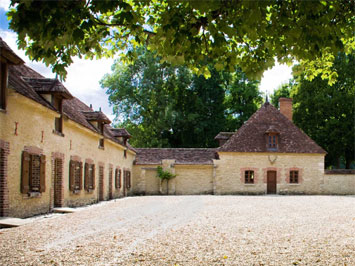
[119,169,122,188]
[92,164,96,189]
[114,168,118,189]
[69,160,75,191]
[127,171,131,188]
[21,151,30,194]
[79,162,83,190]
[39,154,46,192]
[84,163,89,190]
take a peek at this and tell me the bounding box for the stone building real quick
[0,38,354,218]
[0,38,135,218]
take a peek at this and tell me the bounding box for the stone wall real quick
[214,152,325,195]
[1,89,135,218]
[321,170,355,195]
[132,161,214,195]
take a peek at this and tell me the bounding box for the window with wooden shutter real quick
[245,170,254,184]
[21,151,46,194]
[84,163,95,191]
[69,160,82,192]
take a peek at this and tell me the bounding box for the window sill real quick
[98,146,104,150]
[71,189,81,194]
[0,108,6,114]
[24,192,41,198]
[52,130,65,137]
[244,183,255,186]
[86,188,95,193]
[288,183,300,185]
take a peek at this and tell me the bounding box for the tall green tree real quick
[8,0,354,82]
[292,53,355,168]
[270,80,294,107]
[101,47,261,148]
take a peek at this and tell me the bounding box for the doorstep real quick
[0,217,30,228]
[52,207,77,213]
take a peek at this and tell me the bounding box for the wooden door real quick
[54,158,63,207]
[267,171,277,194]
[98,166,104,201]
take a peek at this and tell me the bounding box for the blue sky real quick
[0,1,292,123]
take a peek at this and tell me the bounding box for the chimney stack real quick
[279,98,293,121]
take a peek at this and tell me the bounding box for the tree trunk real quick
[166,180,169,195]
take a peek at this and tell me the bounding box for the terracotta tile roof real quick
[8,64,55,111]
[110,128,132,138]
[22,77,73,99]
[135,148,218,165]
[214,132,235,140]
[7,52,134,152]
[82,111,111,124]
[0,37,24,64]
[219,102,326,154]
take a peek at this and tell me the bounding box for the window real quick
[245,170,254,184]
[69,160,82,192]
[21,151,46,194]
[84,163,95,191]
[268,133,278,150]
[99,138,104,149]
[290,170,299,184]
[0,62,8,110]
[53,97,63,134]
[124,150,127,158]
[115,168,121,189]
[125,170,131,189]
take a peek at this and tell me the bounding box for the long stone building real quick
[0,38,354,218]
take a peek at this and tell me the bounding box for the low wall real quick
[322,170,355,195]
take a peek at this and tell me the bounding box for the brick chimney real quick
[279,98,293,121]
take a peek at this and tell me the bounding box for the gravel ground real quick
[0,195,354,265]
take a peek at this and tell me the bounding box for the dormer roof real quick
[110,128,132,138]
[219,102,326,154]
[0,37,24,65]
[82,111,111,124]
[22,77,73,99]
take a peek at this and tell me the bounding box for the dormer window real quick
[22,77,73,136]
[53,96,63,134]
[265,126,280,151]
[268,134,278,149]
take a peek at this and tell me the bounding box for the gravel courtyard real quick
[0,196,354,265]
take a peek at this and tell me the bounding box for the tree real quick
[292,53,355,168]
[8,0,354,81]
[270,80,294,107]
[101,47,261,148]
[156,166,176,195]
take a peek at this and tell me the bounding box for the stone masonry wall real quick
[214,152,325,195]
[1,89,135,218]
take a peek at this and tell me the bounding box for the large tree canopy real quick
[100,47,261,148]
[8,0,354,81]
[271,53,354,168]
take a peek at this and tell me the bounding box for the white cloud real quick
[0,0,10,11]
[260,62,293,96]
